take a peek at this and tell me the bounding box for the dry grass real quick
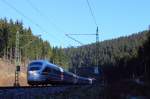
[0,58,27,86]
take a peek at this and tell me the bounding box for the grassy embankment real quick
[0,58,27,86]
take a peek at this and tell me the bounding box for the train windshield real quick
[29,62,42,71]
[29,67,41,71]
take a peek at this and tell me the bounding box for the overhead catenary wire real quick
[66,0,99,46]
[65,34,83,45]
[86,0,98,27]
[1,0,47,34]
[25,0,96,46]
[66,33,96,35]
[1,0,61,44]
[25,0,66,34]
[25,0,71,46]
[25,0,99,46]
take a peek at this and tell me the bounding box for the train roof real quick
[30,60,56,66]
[30,60,49,63]
[29,60,64,72]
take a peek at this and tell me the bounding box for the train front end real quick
[27,61,46,85]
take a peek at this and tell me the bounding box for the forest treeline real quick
[65,30,150,82]
[65,31,148,68]
[0,18,68,68]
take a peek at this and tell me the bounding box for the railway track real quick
[0,85,64,89]
[0,85,71,99]
[0,85,94,99]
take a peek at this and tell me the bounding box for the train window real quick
[43,67,52,73]
[29,62,42,67]
[53,69,60,74]
[29,67,41,71]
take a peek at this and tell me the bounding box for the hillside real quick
[65,30,148,68]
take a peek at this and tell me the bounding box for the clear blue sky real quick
[0,0,150,47]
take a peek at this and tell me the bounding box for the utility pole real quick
[95,26,99,74]
[13,30,41,86]
[96,26,99,64]
[66,27,100,73]
[14,31,20,87]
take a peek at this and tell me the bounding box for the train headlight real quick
[89,78,93,84]
[29,71,38,76]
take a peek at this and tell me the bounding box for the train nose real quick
[28,71,40,80]
[29,71,39,76]
[28,71,46,82]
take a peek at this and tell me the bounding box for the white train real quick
[27,60,94,86]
